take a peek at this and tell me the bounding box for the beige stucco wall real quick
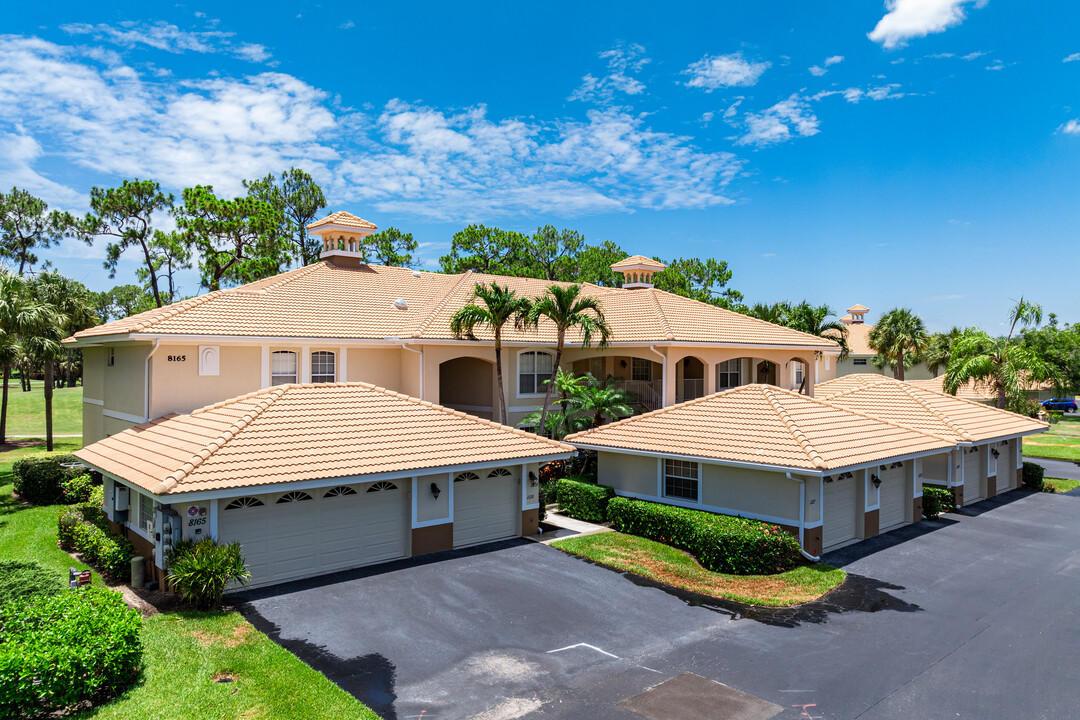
[82,347,104,400]
[921,453,950,485]
[702,464,801,523]
[103,414,138,437]
[104,342,152,418]
[835,356,937,380]
[597,451,657,496]
[416,472,451,523]
[346,347,404,391]
[83,404,104,444]
[150,344,261,417]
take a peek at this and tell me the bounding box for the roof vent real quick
[412,269,421,278]
[393,298,409,310]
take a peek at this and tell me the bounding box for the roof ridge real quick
[156,385,289,493]
[760,386,827,469]
[567,384,748,440]
[806,378,959,443]
[232,262,326,295]
[893,381,974,441]
[904,381,1050,427]
[647,289,675,340]
[409,270,476,339]
[73,288,227,339]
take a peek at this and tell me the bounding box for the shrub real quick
[539,479,559,507]
[60,473,98,504]
[0,587,142,718]
[922,487,956,520]
[539,460,572,483]
[1022,461,1045,490]
[11,453,81,505]
[556,479,615,523]
[1042,482,1058,493]
[166,539,251,609]
[606,497,803,575]
[57,506,136,581]
[0,561,63,606]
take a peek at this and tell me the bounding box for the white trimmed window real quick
[853,358,868,366]
[270,351,298,385]
[664,459,699,501]
[518,351,554,395]
[136,491,154,534]
[311,351,336,383]
[107,348,115,367]
[632,358,652,381]
[717,359,741,389]
[793,361,805,389]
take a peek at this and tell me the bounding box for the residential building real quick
[831,304,936,380]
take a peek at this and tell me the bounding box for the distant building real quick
[830,304,936,380]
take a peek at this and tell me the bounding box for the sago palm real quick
[449,282,532,424]
[868,307,928,381]
[526,284,611,436]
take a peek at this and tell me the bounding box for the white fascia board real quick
[825,445,958,476]
[570,442,824,477]
[122,452,572,503]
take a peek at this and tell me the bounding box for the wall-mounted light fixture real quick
[528,471,538,487]
[430,482,441,500]
[879,465,887,471]
[620,360,627,368]
[991,448,1000,458]
[871,474,881,489]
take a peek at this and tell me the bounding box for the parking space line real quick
[547,642,619,659]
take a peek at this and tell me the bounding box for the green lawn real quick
[1025,415,1080,461]
[1045,477,1080,493]
[0,441,380,720]
[551,531,846,607]
[2,380,83,436]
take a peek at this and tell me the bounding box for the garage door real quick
[453,468,519,548]
[963,448,984,504]
[878,465,907,532]
[996,441,1014,491]
[823,475,857,549]
[217,481,407,589]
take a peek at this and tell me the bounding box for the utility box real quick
[114,485,129,511]
[131,556,145,588]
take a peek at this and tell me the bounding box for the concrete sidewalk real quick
[527,508,612,544]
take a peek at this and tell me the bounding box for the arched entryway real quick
[439,357,495,419]
[676,356,705,403]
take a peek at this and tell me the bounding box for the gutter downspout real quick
[144,340,161,422]
[401,343,423,400]
[648,345,666,407]
[787,472,821,562]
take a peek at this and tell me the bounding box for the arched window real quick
[487,468,512,478]
[224,497,264,510]
[324,485,357,498]
[455,472,480,482]
[276,491,312,504]
[518,351,554,395]
[311,351,336,383]
[271,351,298,385]
[366,481,398,492]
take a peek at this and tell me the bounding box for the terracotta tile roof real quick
[69,261,839,349]
[610,255,666,271]
[847,304,870,314]
[814,374,1047,443]
[566,384,954,472]
[306,211,377,231]
[824,320,873,355]
[906,375,1054,400]
[75,383,572,496]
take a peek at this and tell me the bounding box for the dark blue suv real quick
[1042,398,1078,413]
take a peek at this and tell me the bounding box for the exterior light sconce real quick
[620,360,627,368]
[991,448,1000,458]
[528,471,538,487]
[430,483,441,500]
[871,474,882,489]
[879,465,887,471]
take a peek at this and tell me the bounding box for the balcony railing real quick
[615,379,663,413]
[676,379,704,403]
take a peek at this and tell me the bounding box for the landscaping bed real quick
[551,532,845,607]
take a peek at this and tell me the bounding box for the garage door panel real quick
[878,466,906,531]
[822,477,856,549]
[453,473,519,548]
[996,441,1013,490]
[964,450,984,502]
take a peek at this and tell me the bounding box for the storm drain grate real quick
[618,672,782,720]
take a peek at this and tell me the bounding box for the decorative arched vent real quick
[276,491,313,504]
[455,472,481,482]
[324,486,357,498]
[366,481,398,492]
[487,468,512,478]
[224,497,264,510]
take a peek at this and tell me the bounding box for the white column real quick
[301,346,310,383]
[339,347,348,382]
[260,346,270,388]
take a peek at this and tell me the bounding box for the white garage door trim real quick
[823,476,857,550]
[452,468,519,548]
[996,441,1013,491]
[217,481,408,590]
[878,465,907,532]
[964,449,984,503]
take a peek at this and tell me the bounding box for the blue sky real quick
[2,1,1078,332]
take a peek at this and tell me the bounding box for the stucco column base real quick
[862,508,879,539]
[801,526,822,556]
[411,523,453,556]
[912,497,923,522]
[1016,467,1023,488]
[521,508,539,537]
[953,486,963,507]
[987,474,997,498]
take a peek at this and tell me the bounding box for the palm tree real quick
[946,298,1050,410]
[569,374,634,429]
[526,284,611,436]
[449,282,532,424]
[0,272,51,444]
[745,301,791,325]
[868,308,929,381]
[923,327,962,376]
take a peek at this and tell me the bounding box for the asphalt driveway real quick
[234,488,1080,719]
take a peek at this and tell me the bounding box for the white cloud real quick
[1061,119,1080,135]
[961,50,987,60]
[813,84,906,104]
[824,55,844,66]
[1065,53,1080,63]
[722,97,743,119]
[0,35,740,220]
[737,95,819,146]
[569,43,649,105]
[61,20,272,63]
[339,20,355,30]
[699,111,714,125]
[868,0,987,49]
[683,52,769,91]
[810,55,845,76]
[809,66,827,77]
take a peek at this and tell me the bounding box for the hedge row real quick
[12,454,83,505]
[0,587,142,718]
[1022,461,1045,490]
[556,478,615,523]
[922,486,955,520]
[606,496,803,575]
[58,506,135,581]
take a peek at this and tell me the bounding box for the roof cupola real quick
[610,255,666,289]
[845,304,869,324]
[307,211,378,262]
